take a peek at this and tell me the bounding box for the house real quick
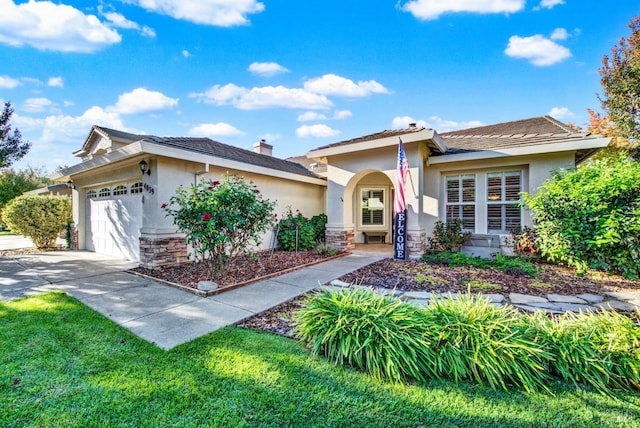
[56,116,609,266]
[55,126,327,268]
[306,116,610,258]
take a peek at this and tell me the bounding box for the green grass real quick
[2,292,640,427]
[0,230,15,236]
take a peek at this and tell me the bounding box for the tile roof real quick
[439,116,593,154]
[286,155,327,174]
[312,126,428,151]
[93,128,320,178]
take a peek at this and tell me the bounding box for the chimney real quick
[253,139,273,156]
[408,122,417,129]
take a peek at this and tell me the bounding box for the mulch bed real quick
[238,258,640,338]
[131,250,340,289]
[339,259,640,297]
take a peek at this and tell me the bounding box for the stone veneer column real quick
[325,228,355,252]
[406,230,426,259]
[139,236,188,269]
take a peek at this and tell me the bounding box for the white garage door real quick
[85,182,143,261]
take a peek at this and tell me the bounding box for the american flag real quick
[394,138,409,213]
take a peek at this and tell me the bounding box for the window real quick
[445,174,476,230]
[113,185,128,195]
[487,171,522,232]
[87,190,97,199]
[98,187,111,198]
[130,182,143,194]
[361,188,385,226]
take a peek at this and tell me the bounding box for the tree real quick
[163,175,276,278]
[599,17,640,151]
[2,194,71,248]
[0,102,31,168]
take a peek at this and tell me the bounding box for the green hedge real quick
[2,194,71,248]
[295,288,640,394]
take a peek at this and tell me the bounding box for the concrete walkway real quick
[0,250,384,349]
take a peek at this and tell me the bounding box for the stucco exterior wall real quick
[423,151,576,237]
[149,157,326,251]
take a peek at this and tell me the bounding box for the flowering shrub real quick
[509,226,539,259]
[277,208,316,251]
[2,194,71,248]
[309,213,328,242]
[426,219,471,253]
[163,175,276,277]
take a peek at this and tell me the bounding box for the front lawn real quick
[1,292,639,427]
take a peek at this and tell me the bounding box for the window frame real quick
[359,186,387,229]
[486,170,522,233]
[444,174,476,232]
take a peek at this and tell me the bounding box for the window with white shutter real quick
[445,174,476,231]
[487,171,522,233]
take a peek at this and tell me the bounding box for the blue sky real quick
[1,0,639,173]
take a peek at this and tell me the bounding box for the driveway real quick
[0,250,384,349]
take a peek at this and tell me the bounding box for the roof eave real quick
[428,136,612,165]
[307,128,447,159]
[53,140,327,186]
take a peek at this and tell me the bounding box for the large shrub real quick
[163,175,276,277]
[523,156,640,278]
[276,208,315,251]
[2,194,71,248]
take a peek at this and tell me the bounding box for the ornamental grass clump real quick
[529,310,640,393]
[294,288,438,383]
[421,294,553,392]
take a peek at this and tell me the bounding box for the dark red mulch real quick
[131,250,340,289]
[237,295,308,338]
[237,258,640,338]
[338,259,640,297]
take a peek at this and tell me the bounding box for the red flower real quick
[201,212,212,222]
[161,203,168,209]
[213,180,221,186]
[13,379,19,386]
[254,189,260,193]
[208,186,214,190]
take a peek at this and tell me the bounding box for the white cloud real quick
[0,75,21,88]
[47,76,64,87]
[296,124,341,138]
[41,106,125,144]
[297,109,352,121]
[189,122,245,137]
[547,106,574,120]
[333,110,352,120]
[192,83,333,110]
[392,115,484,132]
[505,34,571,66]
[22,97,54,113]
[248,62,290,77]
[402,0,525,21]
[128,0,265,27]
[109,88,179,114]
[304,74,389,97]
[538,0,564,9]
[550,28,569,40]
[102,11,156,38]
[297,111,328,121]
[0,0,121,53]
[182,49,191,58]
[392,116,428,129]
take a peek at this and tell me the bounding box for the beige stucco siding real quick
[423,151,576,235]
[148,157,326,250]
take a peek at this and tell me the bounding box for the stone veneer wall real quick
[325,228,355,251]
[139,236,188,269]
[406,231,425,259]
